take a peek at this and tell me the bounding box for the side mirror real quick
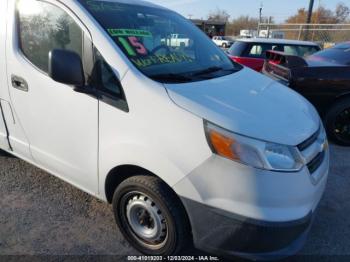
[49,49,85,87]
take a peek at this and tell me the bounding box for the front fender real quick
[97,70,212,202]
[98,142,192,201]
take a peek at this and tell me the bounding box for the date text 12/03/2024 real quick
[127,256,220,261]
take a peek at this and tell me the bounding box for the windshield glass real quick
[78,0,241,83]
[283,45,320,57]
[309,48,350,65]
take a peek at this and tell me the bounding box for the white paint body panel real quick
[0,2,9,149]
[98,70,211,196]
[5,0,98,194]
[165,67,320,146]
[0,0,328,227]
[174,152,329,222]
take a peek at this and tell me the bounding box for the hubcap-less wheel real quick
[124,192,168,249]
[113,176,191,255]
[334,108,350,144]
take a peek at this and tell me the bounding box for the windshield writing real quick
[78,0,241,83]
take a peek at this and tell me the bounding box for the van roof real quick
[78,0,167,9]
[236,38,319,46]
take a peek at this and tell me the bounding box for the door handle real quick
[11,75,28,92]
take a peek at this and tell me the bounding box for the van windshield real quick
[78,0,241,83]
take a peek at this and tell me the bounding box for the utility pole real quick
[306,0,315,24]
[267,16,272,39]
[304,0,315,40]
[258,2,263,36]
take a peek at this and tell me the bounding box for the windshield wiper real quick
[191,66,239,77]
[149,73,194,83]
[191,66,224,76]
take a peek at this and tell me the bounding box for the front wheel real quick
[112,175,191,255]
[324,98,350,146]
[222,43,227,48]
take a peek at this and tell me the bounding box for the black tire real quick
[324,97,350,146]
[222,43,227,48]
[112,175,191,255]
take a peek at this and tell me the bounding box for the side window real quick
[271,45,284,52]
[283,45,319,57]
[92,49,122,97]
[247,44,272,58]
[90,48,128,112]
[249,45,263,56]
[17,0,83,73]
[284,45,299,56]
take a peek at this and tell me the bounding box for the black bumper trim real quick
[181,198,312,258]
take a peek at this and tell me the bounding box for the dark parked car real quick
[227,38,321,72]
[263,42,350,146]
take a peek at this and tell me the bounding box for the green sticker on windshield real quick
[108,29,152,38]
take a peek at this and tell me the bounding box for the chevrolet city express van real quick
[0,0,329,259]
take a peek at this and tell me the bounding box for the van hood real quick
[164,68,320,146]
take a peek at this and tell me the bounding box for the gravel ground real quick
[0,145,349,261]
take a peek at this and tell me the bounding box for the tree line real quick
[206,2,350,36]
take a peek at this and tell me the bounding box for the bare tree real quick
[226,16,259,36]
[335,2,350,23]
[207,8,230,22]
[286,2,350,24]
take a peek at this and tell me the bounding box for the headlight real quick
[204,121,304,172]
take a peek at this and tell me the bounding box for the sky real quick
[148,0,344,22]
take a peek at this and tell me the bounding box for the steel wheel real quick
[124,192,168,249]
[112,176,191,255]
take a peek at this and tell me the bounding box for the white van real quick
[0,0,329,259]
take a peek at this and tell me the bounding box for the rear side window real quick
[17,0,83,73]
[247,44,273,58]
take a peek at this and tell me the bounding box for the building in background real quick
[190,19,227,37]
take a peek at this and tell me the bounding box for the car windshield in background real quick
[78,0,241,83]
[309,46,350,65]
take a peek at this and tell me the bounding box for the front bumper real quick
[173,148,329,259]
[181,197,312,260]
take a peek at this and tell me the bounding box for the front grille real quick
[298,126,327,176]
[298,128,320,151]
[307,151,325,174]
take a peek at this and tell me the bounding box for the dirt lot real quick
[0,145,349,260]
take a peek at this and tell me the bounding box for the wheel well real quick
[320,93,350,118]
[334,93,350,105]
[105,165,154,203]
[104,164,194,241]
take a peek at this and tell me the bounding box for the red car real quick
[227,38,321,71]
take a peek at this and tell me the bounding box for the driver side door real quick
[6,0,98,193]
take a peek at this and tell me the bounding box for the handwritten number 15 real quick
[118,37,147,56]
